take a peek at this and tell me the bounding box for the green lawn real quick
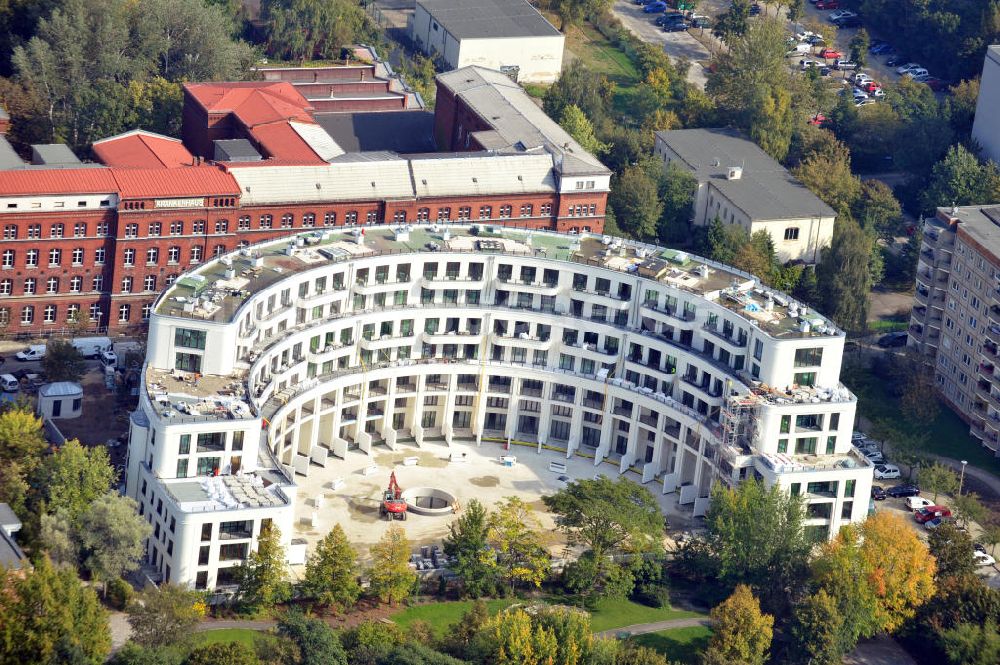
[845,365,1000,476]
[196,628,261,647]
[587,598,705,633]
[391,599,517,636]
[629,625,713,664]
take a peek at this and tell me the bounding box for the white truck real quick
[101,341,144,369]
[15,345,46,361]
[70,336,113,359]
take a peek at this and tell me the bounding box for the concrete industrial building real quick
[654,128,836,264]
[908,206,1000,456]
[126,224,871,590]
[0,66,607,337]
[411,0,564,83]
[972,46,1000,166]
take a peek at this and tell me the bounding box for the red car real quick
[808,113,828,126]
[914,505,953,524]
[816,0,839,8]
[920,77,949,91]
[819,48,843,60]
[861,81,882,93]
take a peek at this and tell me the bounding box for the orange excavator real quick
[380,471,408,520]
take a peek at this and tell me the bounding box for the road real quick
[596,616,710,639]
[610,0,712,89]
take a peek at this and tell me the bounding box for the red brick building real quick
[0,66,609,336]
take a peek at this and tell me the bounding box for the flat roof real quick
[417,0,561,39]
[942,205,1000,260]
[164,471,291,513]
[656,128,836,220]
[154,224,841,341]
[0,136,23,170]
[314,111,436,154]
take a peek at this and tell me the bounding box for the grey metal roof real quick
[31,143,81,166]
[0,529,25,570]
[437,67,609,176]
[314,111,436,154]
[942,205,1000,258]
[656,128,836,220]
[214,139,262,162]
[0,136,23,170]
[418,0,561,39]
[39,381,82,398]
[0,503,19,533]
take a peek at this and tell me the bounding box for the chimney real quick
[727,166,743,180]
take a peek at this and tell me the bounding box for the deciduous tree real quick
[816,217,873,332]
[488,496,550,592]
[922,144,1000,214]
[235,522,291,613]
[260,0,377,61]
[301,523,360,613]
[275,611,348,665]
[368,524,417,605]
[0,403,48,462]
[559,104,607,156]
[701,584,773,665]
[939,621,1000,665]
[126,584,207,648]
[79,493,152,594]
[919,463,959,503]
[928,522,977,580]
[39,438,116,523]
[443,499,497,597]
[609,164,663,241]
[185,642,260,665]
[952,492,988,530]
[789,589,845,665]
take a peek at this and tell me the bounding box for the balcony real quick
[641,301,697,323]
[497,278,560,296]
[702,323,748,348]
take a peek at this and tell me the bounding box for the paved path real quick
[596,616,711,639]
[194,619,278,632]
[610,0,711,89]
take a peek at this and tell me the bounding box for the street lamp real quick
[959,460,968,495]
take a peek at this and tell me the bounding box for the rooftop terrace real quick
[154,224,841,339]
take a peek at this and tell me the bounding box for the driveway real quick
[610,0,711,88]
[844,635,918,665]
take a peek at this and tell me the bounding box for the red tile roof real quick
[110,166,240,199]
[92,130,194,169]
[250,123,326,164]
[0,169,119,196]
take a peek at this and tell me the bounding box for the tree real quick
[919,463,960,503]
[939,622,1000,665]
[185,642,260,665]
[474,608,558,665]
[928,522,977,580]
[542,61,612,129]
[261,0,377,61]
[236,521,290,613]
[126,584,207,648]
[368,524,417,605]
[713,0,752,44]
[749,85,795,161]
[488,497,550,593]
[704,479,810,611]
[659,162,698,242]
[922,144,1000,214]
[945,78,979,136]
[701,585,773,665]
[301,523,360,613]
[443,499,497,598]
[786,0,804,23]
[792,140,861,215]
[813,512,936,645]
[952,492,988,530]
[789,589,845,665]
[982,524,1000,556]
[41,339,86,383]
[559,104,607,156]
[0,403,48,462]
[816,217,872,332]
[854,180,902,239]
[39,438,116,523]
[108,643,186,665]
[39,511,78,566]
[79,493,152,593]
[609,164,663,241]
[849,29,870,70]
[441,599,490,660]
[275,612,348,665]
[0,555,111,664]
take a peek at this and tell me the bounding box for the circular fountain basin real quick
[401,487,457,516]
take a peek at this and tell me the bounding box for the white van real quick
[70,336,112,358]
[15,345,46,361]
[0,374,19,392]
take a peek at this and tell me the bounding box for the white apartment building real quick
[972,46,1000,166]
[127,224,872,590]
[909,206,1000,455]
[654,128,837,264]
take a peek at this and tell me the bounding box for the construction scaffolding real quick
[715,392,760,486]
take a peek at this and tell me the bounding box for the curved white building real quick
[125,224,873,590]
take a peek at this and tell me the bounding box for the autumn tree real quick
[702,585,773,665]
[0,403,48,462]
[443,498,497,598]
[0,555,111,664]
[792,140,861,215]
[79,493,152,594]
[301,523,360,613]
[789,589,845,665]
[474,608,556,665]
[919,463,960,503]
[126,584,207,648]
[813,512,936,649]
[559,104,607,156]
[488,497,550,593]
[368,524,417,605]
[235,522,291,614]
[38,438,116,523]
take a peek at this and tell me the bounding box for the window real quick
[168,246,180,263]
[794,372,816,387]
[46,248,59,266]
[176,352,202,372]
[89,303,101,321]
[458,207,471,220]
[794,347,823,367]
[96,222,108,236]
[213,244,226,257]
[179,434,191,455]
[783,227,800,241]
[144,275,156,291]
[478,205,492,219]
[170,221,183,235]
[190,246,202,263]
[123,248,135,266]
[0,280,9,295]
[50,223,63,238]
[148,222,161,236]
[499,205,512,219]
[74,222,86,237]
[437,207,451,221]
[121,277,132,293]
[280,214,293,228]
[192,220,205,234]
[124,223,138,238]
[196,432,225,453]
[175,328,207,349]
[795,437,818,455]
[302,213,315,227]
[344,211,357,225]
[780,414,790,434]
[777,439,788,453]
[23,278,35,295]
[95,247,105,264]
[215,219,228,233]
[26,249,38,267]
[27,224,40,238]
[92,275,103,291]
[46,277,58,293]
[366,210,377,224]
[520,203,533,217]
[237,216,250,230]
[416,208,429,221]
[393,210,406,223]
[142,303,152,321]
[21,306,33,324]
[146,247,158,264]
[2,224,16,239]
[72,247,83,265]
[540,203,552,215]
[118,304,130,322]
[67,304,80,321]
[219,543,249,561]
[1,250,12,268]
[259,215,272,229]
[43,305,56,323]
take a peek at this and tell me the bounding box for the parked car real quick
[860,81,882,94]
[903,67,929,79]
[805,34,827,45]
[878,331,908,347]
[896,62,924,75]
[663,21,690,31]
[974,551,997,567]
[834,59,858,70]
[852,431,866,441]
[654,12,684,25]
[835,16,861,27]
[829,9,857,22]
[863,448,885,463]
[886,54,909,67]
[808,113,828,126]
[800,59,822,71]
[874,464,901,480]
[915,505,953,524]
[924,516,953,530]
[871,87,886,98]
[919,76,950,91]
[690,16,711,28]
[871,486,887,501]
[905,496,935,511]
[886,484,921,498]
[869,39,889,52]
[643,1,668,13]
[819,48,843,59]
[852,72,873,84]
[815,0,839,8]
[15,345,46,361]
